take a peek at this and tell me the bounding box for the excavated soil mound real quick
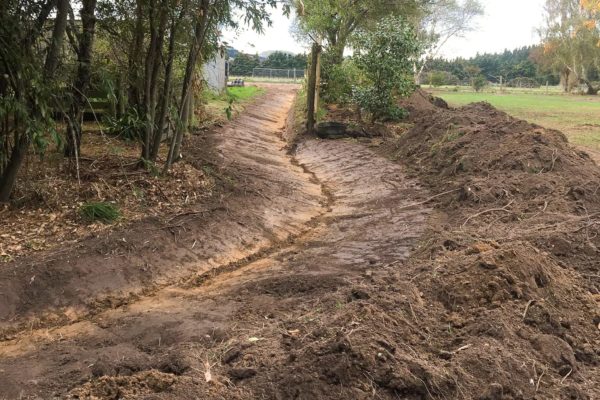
[380,97,600,398]
[400,101,600,214]
[399,88,449,118]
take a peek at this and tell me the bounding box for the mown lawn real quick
[429,88,600,152]
[227,85,265,101]
[201,85,265,126]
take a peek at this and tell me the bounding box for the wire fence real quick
[251,68,306,81]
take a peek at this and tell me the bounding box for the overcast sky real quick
[223,0,547,59]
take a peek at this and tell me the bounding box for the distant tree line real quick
[229,51,307,76]
[422,46,561,87]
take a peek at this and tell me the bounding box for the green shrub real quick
[352,16,420,122]
[426,70,460,87]
[80,201,121,223]
[472,75,487,92]
[321,59,362,104]
[104,108,145,141]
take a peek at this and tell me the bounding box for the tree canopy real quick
[0,0,284,201]
[540,0,600,92]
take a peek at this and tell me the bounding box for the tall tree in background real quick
[294,0,427,65]
[541,0,600,93]
[414,0,484,84]
[230,52,262,75]
[64,0,99,158]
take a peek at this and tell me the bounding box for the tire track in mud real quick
[0,89,430,399]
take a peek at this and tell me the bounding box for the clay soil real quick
[0,85,598,399]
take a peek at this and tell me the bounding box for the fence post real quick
[315,41,322,112]
[306,43,321,135]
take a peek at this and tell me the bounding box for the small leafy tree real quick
[352,16,421,122]
[428,71,448,86]
[472,75,487,92]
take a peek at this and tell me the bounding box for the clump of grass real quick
[80,201,121,223]
[430,124,465,155]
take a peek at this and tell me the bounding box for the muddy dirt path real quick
[0,85,322,336]
[0,85,429,399]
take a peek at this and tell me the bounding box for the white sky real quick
[223,0,547,59]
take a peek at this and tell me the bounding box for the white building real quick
[202,53,228,93]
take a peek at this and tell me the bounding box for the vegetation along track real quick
[0,84,430,398]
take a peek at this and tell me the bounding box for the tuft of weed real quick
[80,201,121,223]
[430,125,466,155]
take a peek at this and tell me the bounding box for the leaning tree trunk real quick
[44,0,69,78]
[166,0,211,170]
[582,79,599,95]
[141,0,169,161]
[0,132,28,202]
[65,0,97,158]
[150,14,179,162]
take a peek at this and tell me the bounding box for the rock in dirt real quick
[478,382,505,400]
[156,353,190,375]
[222,345,243,364]
[228,367,257,381]
[531,334,577,369]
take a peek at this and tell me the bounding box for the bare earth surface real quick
[2,86,599,399]
[0,85,430,398]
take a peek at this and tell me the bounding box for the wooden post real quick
[306,42,321,135]
[315,39,322,111]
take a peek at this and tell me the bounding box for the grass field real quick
[229,76,303,84]
[428,87,600,153]
[201,86,265,126]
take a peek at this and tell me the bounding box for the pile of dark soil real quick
[399,88,449,117]
[375,97,600,397]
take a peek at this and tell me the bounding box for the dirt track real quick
[0,85,430,398]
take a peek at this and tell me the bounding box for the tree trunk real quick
[65,0,97,158]
[116,72,126,118]
[0,133,28,202]
[166,0,210,169]
[44,0,69,78]
[150,14,178,161]
[128,0,145,109]
[141,0,169,161]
